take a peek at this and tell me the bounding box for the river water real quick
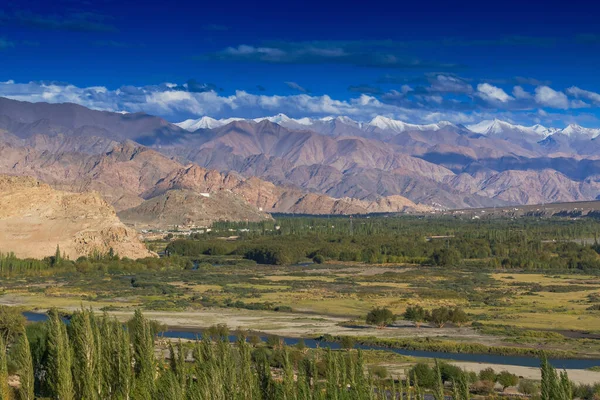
[23,312,600,370]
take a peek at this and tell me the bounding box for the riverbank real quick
[22,309,600,372]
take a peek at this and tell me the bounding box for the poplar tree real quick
[281,347,295,400]
[0,336,11,400]
[433,360,444,400]
[54,245,62,266]
[155,371,183,400]
[541,353,572,400]
[168,340,186,390]
[237,336,258,400]
[404,371,412,400]
[46,308,74,400]
[453,371,470,400]
[115,320,133,399]
[559,371,572,400]
[15,329,34,400]
[71,309,98,400]
[130,310,156,399]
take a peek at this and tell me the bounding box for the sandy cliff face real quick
[0,175,154,260]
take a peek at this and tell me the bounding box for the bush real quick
[409,363,436,388]
[479,367,497,383]
[312,254,325,264]
[472,380,495,395]
[403,305,428,327]
[497,370,519,389]
[449,307,469,326]
[428,307,451,328]
[439,362,463,383]
[431,248,462,267]
[340,336,356,350]
[205,323,229,341]
[518,380,540,396]
[366,307,396,328]
[369,365,388,379]
[244,245,303,265]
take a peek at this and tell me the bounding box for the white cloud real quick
[427,74,472,94]
[566,86,600,105]
[512,86,532,99]
[400,85,413,94]
[477,83,513,102]
[534,86,569,109]
[0,79,597,127]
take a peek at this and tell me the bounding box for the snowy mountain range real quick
[176,114,600,142]
[3,96,600,211]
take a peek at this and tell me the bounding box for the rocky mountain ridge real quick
[2,97,600,213]
[0,175,154,260]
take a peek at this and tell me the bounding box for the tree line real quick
[1,307,436,400]
[365,306,469,329]
[0,306,579,400]
[167,227,600,271]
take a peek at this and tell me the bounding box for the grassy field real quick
[2,258,600,358]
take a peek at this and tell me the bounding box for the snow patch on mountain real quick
[368,116,454,132]
[467,119,554,138]
[560,124,600,139]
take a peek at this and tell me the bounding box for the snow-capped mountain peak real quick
[560,124,600,138]
[369,116,454,132]
[175,116,245,131]
[176,116,221,131]
[254,113,293,124]
[467,119,555,139]
[333,116,359,125]
[175,115,600,143]
[467,119,512,135]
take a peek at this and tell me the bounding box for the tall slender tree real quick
[433,360,444,400]
[70,309,98,400]
[15,329,34,400]
[130,310,156,399]
[0,336,11,400]
[46,308,74,400]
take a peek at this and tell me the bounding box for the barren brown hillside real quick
[0,175,154,260]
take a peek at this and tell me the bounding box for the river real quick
[23,312,600,370]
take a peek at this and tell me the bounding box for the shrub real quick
[479,367,497,383]
[449,307,469,326]
[409,363,436,388]
[439,362,463,383]
[428,307,451,328]
[431,248,462,267]
[518,380,540,396]
[403,305,428,328]
[366,307,396,328]
[369,365,388,379]
[340,336,356,350]
[205,323,229,341]
[472,380,495,395]
[497,370,519,389]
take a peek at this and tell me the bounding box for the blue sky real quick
[1,0,600,126]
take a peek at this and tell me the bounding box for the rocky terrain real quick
[0,133,429,229]
[118,189,273,229]
[2,97,600,215]
[0,175,153,260]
